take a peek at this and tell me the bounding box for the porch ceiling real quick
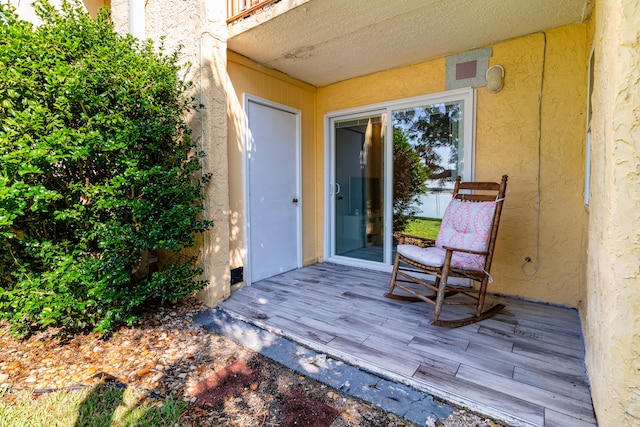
[227,0,592,87]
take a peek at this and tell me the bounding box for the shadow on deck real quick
[204,263,596,427]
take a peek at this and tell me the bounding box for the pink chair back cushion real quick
[435,199,497,269]
[397,199,496,271]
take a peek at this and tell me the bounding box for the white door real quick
[246,97,301,283]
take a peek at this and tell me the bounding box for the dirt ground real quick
[0,297,503,426]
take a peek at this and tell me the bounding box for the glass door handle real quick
[335,183,341,194]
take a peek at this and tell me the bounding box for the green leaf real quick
[17,165,42,176]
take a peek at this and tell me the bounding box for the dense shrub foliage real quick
[0,1,212,335]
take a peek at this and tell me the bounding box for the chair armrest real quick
[394,233,436,248]
[442,245,489,256]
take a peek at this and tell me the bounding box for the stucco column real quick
[584,0,640,425]
[112,0,231,305]
[192,1,232,305]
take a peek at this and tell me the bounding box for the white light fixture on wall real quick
[486,65,505,93]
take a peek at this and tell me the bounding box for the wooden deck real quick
[217,263,597,427]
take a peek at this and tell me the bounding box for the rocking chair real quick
[385,175,508,327]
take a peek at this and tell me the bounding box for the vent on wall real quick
[446,48,492,90]
[231,266,244,285]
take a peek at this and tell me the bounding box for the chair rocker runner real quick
[386,175,508,327]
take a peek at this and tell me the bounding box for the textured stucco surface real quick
[317,26,589,307]
[476,27,588,305]
[583,0,640,425]
[111,0,231,306]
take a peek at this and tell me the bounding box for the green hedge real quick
[0,1,212,335]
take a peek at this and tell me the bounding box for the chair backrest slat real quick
[456,181,501,191]
[454,194,497,202]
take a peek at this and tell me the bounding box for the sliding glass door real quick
[326,88,474,269]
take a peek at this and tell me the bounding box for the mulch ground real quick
[0,296,500,426]
[0,297,418,426]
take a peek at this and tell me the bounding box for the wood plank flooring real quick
[217,263,597,427]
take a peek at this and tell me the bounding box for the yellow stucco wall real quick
[226,52,319,270]
[82,0,110,17]
[317,25,589,306]
[480,26,589,305]
[583,0,640,425]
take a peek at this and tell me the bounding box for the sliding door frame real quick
[324,88,476,270]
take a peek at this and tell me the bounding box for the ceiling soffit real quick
[227,0,592,87]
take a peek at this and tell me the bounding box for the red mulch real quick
[192,359,263,408]
[281,389,340,427]
[192,359,339,427]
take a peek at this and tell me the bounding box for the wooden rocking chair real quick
[385,175,508,327]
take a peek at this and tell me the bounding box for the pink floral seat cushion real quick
[398,199,497,271]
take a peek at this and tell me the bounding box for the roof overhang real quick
[228,0,593,87]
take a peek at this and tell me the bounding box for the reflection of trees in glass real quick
[393,129,428,232]
[393,104,460,187]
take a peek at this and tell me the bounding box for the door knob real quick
[292,198,299,203]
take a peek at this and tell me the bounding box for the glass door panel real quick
[392,100,466,240]
[333,114,385,262]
